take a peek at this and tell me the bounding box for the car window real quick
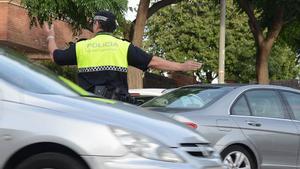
[282,91,300,121]
[142,87,232,109]
[231,95,251,116]
[245,90,285,119]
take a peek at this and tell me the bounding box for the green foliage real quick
[269,41,300,80]
[280,21,300,52]
[145,0,256,83]
[252,0,300,29]
[223,1,256,83]
[145,0,218,82]
[21,0,128,33]
[274,21,300,80]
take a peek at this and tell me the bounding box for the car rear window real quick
[142,86,232,109]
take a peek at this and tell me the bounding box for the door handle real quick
[247,121,261,127]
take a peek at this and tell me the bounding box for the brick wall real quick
[168,72,198,86]
[144,72,198,88]
[0,1,8,40]
[0,0,92,57]
[144,72,177,88]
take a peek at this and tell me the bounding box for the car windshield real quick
[0,47,84,96]
[142,86,233,109]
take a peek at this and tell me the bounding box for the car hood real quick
[21,93,209,147]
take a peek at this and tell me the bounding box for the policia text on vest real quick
[76,35,130,74]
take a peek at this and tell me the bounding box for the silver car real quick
[143,84,300,169]
[0,47,224,169]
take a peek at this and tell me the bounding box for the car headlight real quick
[197,144,220,159]
[111,127,185,163]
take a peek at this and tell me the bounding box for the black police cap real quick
[94,11,115,22]
[94,11,117,32]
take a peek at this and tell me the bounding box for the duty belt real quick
[93,86,136,104]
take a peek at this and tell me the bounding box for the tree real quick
[237,0,300,84]
[127,0,184,89]
[145,0,257,83]
[127,0,151,89]
[21,0,128,33]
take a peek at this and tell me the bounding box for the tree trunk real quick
[256,8,284,84]
[238,0,284,85]
[256,42,271,84]
[127,0,184,89]
[133,0,150,47]
[127,0,150,89]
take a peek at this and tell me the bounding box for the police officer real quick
[44,11,202,103]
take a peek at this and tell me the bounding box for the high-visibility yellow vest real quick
[76,33,130,73]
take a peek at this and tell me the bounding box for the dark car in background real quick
[142,84,300,169]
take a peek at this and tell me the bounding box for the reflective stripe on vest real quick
[76,35,130,73]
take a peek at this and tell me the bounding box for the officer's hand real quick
[44,22,55,37]
[180,60,202,71]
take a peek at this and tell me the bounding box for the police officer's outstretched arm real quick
[148,56,202,71]
[44,23,58,61]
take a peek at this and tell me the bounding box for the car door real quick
[231,89,298,169]
[0,80,28,168]
[280,91,300,169]
[0,81,8,167]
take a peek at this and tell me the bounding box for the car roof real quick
[178,83,300,92]
[180,83,245,89]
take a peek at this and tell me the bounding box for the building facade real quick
[0,0,91,59]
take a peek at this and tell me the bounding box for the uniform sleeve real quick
[53,44,77,65]
[127,44,153,71]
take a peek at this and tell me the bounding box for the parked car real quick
[142,84,300,169]
[0,47,225,169]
